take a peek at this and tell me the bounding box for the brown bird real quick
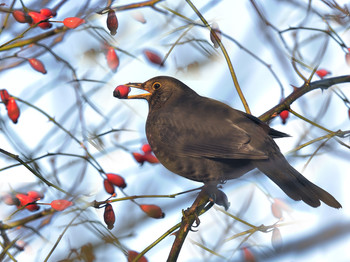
[113,76,341,208]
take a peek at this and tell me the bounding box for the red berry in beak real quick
[113,85,130,99]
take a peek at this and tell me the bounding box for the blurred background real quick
[0,0,349,261]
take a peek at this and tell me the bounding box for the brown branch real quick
[0,208,56,230]
[0,26,67,52]
[96,0,165,14]
[259,75,350,122]
[167,185,214,262]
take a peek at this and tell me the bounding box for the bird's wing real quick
[181,118,268,159]
[156,115,268,160]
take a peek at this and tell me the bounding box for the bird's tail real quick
[256,156,341,208]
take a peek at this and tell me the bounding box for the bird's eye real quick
[153,82,161,90]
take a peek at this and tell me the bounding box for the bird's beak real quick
[123,82,152,99]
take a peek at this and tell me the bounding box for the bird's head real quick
[114,76,197,109]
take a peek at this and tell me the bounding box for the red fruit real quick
[27,191,44,200]
[104,203,115,230]
[0,89,10,105]
[346,51,350,66]
[107,9,118,36]
[16,193,39,211]
[348,108,350,119]
[50,199,73,211]
[103,179,115,195]
[271,228,282,250]
[271,202,282,219]
[210,22,222,48]
[106,47,119,72]
[13,10,32,23]
[316,69,330,79]
[106,173,126,188]
[128,250,148,262]
[143,49,164,66]
[141,144,152,154]
[28,58,47,74]
[6,97,20,124]
[63,17,85,29]
[113,85,130,99]
[3,194,20,206]
[40,8,56,18]
[132,12,147,24]
[140,204,164,219]
[242,247,255,262]
[28,11,51,29]
[279,110,289,124]
[132,152,146,165]
[143,153,159,164]
[273,198,292,212]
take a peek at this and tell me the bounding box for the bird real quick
[113,76,341,209]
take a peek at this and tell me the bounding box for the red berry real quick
[103,203,115,230]
[132,152,146,165]
[279,110,289,124]
[242,247,255,262]
[16,193,39,211]
[132,12,147,24]
[28,11,51,29]
[210,22,222,48]
[143,49,163,66]
[107,9,118,36]
[106,47,119,72]
[128,251,148,262]
[103,179,115,195]
[271,228,282,250]
[141,144,152,154]
[106,173,126,188]
[316,69,330,79]
[40,8,56,18]
[143,153,159,164]
[271,202,282,219]
[27,191,44,200]
[63,17,85,29]
[3,194,20,206]
[273,198,292,212]
[6,97,20,124]
[13,10,32,23]
[0,89,10,105]
[28,58,47,74]
[50,199,73,211]
[140,204,164,219]
[346,51,350,66]
[113,85,130,99]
